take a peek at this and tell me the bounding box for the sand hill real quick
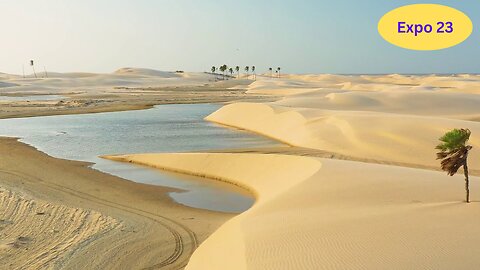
[106,73,480,269]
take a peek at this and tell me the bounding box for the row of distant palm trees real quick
[210,65,282,80]
[269,67,282,78]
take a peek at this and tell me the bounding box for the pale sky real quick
[1,0,479,75]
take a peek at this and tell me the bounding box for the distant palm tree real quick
[223,64,228,79]
[245,66,250,79]
[269,67,273,78]
[219,65,227,80]
[436,128,473,203]
[229,67,234,77]
[211,66,216,74]
[277,67,281,78]
[235,66,240,79]
[252,66,256,80]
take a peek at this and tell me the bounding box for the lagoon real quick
[0,104,277,212]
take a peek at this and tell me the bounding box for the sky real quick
[1,0,479,75]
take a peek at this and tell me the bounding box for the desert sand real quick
[0,68,273,119]
[0,68,275,269]
[0,137,232,269]
[105,73,480,269]
[104,153,480,270]
[3,70,480,269]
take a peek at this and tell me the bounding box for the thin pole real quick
[44,66,48,78]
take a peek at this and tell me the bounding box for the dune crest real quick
[113,67,181,78]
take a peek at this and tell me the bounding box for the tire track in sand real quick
[0,169,198,269]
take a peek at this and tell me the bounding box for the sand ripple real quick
[0,188,119,270]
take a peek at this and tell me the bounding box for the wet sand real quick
[0,137,231,269]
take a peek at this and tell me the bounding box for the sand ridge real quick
[206,73,480,171]
[103,73,480,269]
[104,153,480,270]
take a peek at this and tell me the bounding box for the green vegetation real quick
[436,128,473,203]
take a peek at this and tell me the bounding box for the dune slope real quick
[206,102,480,171]
[104,153,480,270]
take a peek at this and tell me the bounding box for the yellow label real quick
[378,4,473,50]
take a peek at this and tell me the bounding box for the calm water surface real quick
[0,104,277,212]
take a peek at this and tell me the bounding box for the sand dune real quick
[4,71,480,268]
[251,74,480,95]
[0,68,213,95]
[206,102,480,170]
[0,68,269,120]
[113,67,182,78]
[104,153,480,270]
[206,73,480,171]
[276,90,480,119]
[102,73,480,269]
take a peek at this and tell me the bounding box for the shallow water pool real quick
[0,104,278,213]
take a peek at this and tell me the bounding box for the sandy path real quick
[0,138,231,269]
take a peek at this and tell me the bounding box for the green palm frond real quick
[436,128,471,152]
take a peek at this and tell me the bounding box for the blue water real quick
[0,104,277,213]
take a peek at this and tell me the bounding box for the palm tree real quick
[252,66,256,80]
[245,66,250,79]
[269,67,273,78]
[223,64,228,79]
[436,128,473,203]
[277,67,281,78]
[211,66,216,74]
[229,67,234,77]
[235,66,240,79]
[219,65,227,80]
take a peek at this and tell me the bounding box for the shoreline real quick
[3,72,480,268]
[0,81,278,120]
[0,137,232,269]
[0,81,275,268]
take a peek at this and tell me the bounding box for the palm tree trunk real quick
[464,160,470,203]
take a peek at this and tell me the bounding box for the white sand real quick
[105,153,480,270]
[103,73,480,269]
[0,68,214,95]
[207,74,480,170]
